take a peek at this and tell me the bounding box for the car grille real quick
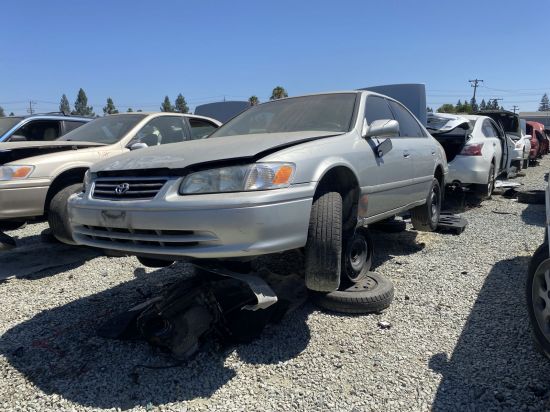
[92,178,168,200]
[73,225,218,248]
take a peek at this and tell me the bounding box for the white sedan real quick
[427,113,514,198]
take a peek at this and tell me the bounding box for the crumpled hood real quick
[92,131,342,173]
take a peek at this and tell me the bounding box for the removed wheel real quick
[304,190,342,292]
[410,178,441,232]
[48,183,83,244]
[341,228,373,286]
[527,243,550,358]
[137,256,175,268]
[312,272,394,314]
[0,220,27,231]
[517,190,546,205]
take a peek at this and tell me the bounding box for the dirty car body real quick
[69,91,447,262]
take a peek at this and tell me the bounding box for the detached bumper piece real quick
[97,266,307,359]
[437,212,468,235]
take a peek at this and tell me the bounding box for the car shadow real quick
[369,228,424,268]
[442,190,483,213]
[429,256,550,410]
[521,203,546,227]
[0,262,312,410]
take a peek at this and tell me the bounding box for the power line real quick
[469,79,484,103]
[27,101,36,115]
[511,105,519,114]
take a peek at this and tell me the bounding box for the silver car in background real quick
[68,91,448,293]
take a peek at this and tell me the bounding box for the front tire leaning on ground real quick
[48,183,83,245]
[410,177,441,232]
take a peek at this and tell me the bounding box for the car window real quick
[364,96,395,124]
[63,120,86,134]
[58,114,146,144]
[134,116,185,146]
[0,117,23,136]
[189,118,218,140]
[388,101,425,137]
[12,120,61,141]
[482,120,497,138]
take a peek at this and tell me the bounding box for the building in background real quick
[520,112,550,128]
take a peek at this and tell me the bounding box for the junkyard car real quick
[0,112,221,237]
[427,112,513,198]
[0,114,91,142]
[527,121,548,160]
[68,91,448,293]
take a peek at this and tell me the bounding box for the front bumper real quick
[0,179,50,220]
[68,180,315,259]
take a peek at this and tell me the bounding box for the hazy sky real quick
[1,0,549,115]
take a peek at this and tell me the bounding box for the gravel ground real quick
[1,159,550,411]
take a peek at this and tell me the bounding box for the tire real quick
[527,243,550,358]
[0,220,27,231]
[304,190,342,292]
[47,183,83,244]
[137,256,175,268]
[312,272,394,314]
[523,159,529,170]
[475,162,495,199]
[410,178,441,232]
[517,190,546,205]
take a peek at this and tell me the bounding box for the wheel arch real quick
[44,167,88,213]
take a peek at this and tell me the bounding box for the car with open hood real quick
[427,112,514,198]
[0,112,221,237]
[68,91,448,294]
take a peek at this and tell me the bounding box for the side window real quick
[388,101,425,137]
[490,122,502,138]
[63,120,86,134]
[134,116,185,146]
[481,121,497,138]
[188,118,218,140]
[364,96,395,124]
[12,120,61,141]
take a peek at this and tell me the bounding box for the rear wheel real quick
[410,178,441,232]
[475,162,495,199]
[527,243,550,358]
[48,183,83,244]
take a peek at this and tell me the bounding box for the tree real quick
[479,99,487,111]
[456,100,463,113]
[437,104,456,113]
[426,107,433,113]
[9,112,14,116]
[137,109,142,112]
[470,97,478,113]
[270,86,288,100]
[59,94,70,114]
[127,108,133,112]
[0,106,5,117]
[72,88,94,116]
[539,93,550,111]
[249,96,260,106]
[103,97,119,115]
[174,93,189,113]
[160,96,174,112]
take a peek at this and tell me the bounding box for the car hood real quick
[92,131,342,173]
[0,141,108,164]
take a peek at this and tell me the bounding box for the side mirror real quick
[362,119,400,138]
[9,135,27,142]
[129,142,148,150]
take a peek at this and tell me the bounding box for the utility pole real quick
[469,79,484,103]
[27,100,36,115]
[512,105,519,114]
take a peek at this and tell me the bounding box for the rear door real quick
[388,100,434,203]
[362,95,414,216]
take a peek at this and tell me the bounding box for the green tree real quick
[137,109,142,112]
[0,106,5,117]
[437,104,456,113]
[479,99,487,111]
[127,107,133,112]
[470,97,478,112]
[160,96,174,112]
[426,107,433,113]
[270,86,288,100]
[72,88,94,116]
[455,99,463,112]
[249,96,260,106]
[59,94,70,114]
[9,112,14,116]
[539,93,550,111]
[174,93,189,113]
[103,97,119,115]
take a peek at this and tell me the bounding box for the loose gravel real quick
[1,159,550,411]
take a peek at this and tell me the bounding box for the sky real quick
[1,0,549,115]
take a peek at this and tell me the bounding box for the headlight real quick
[179,162,295,194]
[0,165,34,181]
[83,170,92,192]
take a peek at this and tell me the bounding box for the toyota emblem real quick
[114,183,130,195]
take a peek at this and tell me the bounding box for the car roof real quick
[103,112,223,125]
[13,114,92,122]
